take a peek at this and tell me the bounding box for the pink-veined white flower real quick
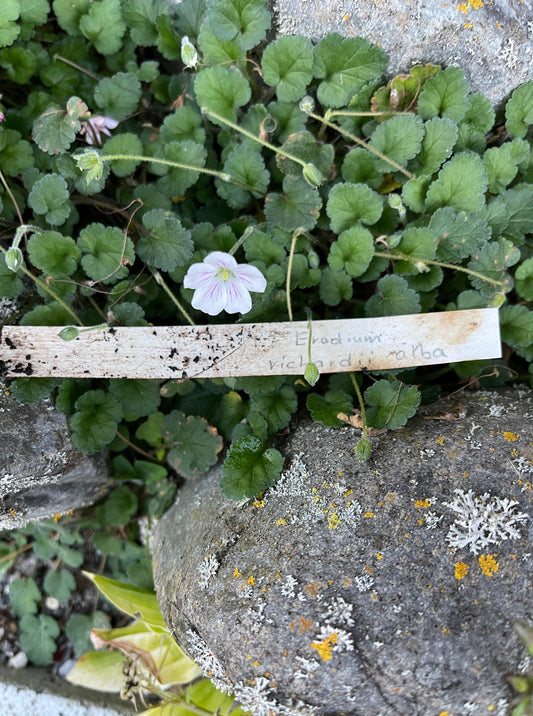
[183,251,267,316]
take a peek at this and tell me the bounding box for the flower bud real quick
[304,362,320,387]
[58,326,80,341]
[181,36,198,69]
[354,438,372,463]
[74,149,104,183]
[299,95,315,114]
[5,247,23,272]
[308,250,320,269]
[302,163,325,187]
[487,292,506,308]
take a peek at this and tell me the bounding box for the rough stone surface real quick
[271,0,533,107]
[0,664,133,716]
[0,380,110,529]
[153,388,533,716]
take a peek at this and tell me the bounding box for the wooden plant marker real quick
[0,308,501,380]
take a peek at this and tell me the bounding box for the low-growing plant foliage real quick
[1,0,533,505]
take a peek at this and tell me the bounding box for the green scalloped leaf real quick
[500,304,533,348]
[94,72,141,121]
[505,81,533,139]
[0,0,20,47]
[264,175,322,231]
[306,390,353,427]
[28,173,72,226]
[368,114,425,171]
[8,577,41,618]
[27,230,80,277]
[220,435,283,500]
[365,274,421,316]
[414,117,458,176]
[313,33,387,108]
[276,130,334,180]
[261,35,314,102]
[430,207,490,263]
[417,66,469,122]
[194,65,251,124]
[496,185,533,243]
[215,145,270,208]
[43,568,76,603]
[425,152,488,213]
[154,140,207,196]
[79,0,126,55]
[160,106,206,145]
[0,46,37,83]
[328,225,375,277]
[205,0,270,50]
[137,209,193,272]
[515,257,533,301]
[326,182,383,233]
[365,379,421,430]
[0,129,33,174]
[122,0,171,45]
[19,614,60,666]
[395,226,437,275]
[197,23,242,64]
[78,224,135,284]
[467,238,520,297]
[103,133,143,177]
[484,145,519,194]
[161,410,223,479]
[250,385,297,432]
[341,147,383,189]
[0,252,24,298]
[109,379,162,418]
[319,267,353,306]
[69,390,123,454]
[461,92,495,134]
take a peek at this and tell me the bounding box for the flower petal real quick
[191,278,228,315]
[203,251,238,269]
[234,264,267,293]
[183,263,217,290]
[223,277,252,314]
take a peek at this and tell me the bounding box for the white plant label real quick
[0,308,501,379]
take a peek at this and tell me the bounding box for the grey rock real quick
[0,380,110,529]
[153,388,533,715]
[271,0,533,107]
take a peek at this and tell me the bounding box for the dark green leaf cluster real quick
[1,0,533,500]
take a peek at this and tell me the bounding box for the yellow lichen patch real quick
[375,553,384,560]
[253,498,266,508]
[478,554,499,577]
[365,566,373,575]
[304,581,323,597]
[504,431,519,442]
[454,562,470,580]
[436,436,446,445]
[464,21,473,27]
[442,626,450,635]
[247,576,256,586]
[311,632,338,661]
[328,512,341,530]
[253,660,259,667]
[233,567,242,578]
[364,512,374,518]
[414,499,432,508]
[276,517,287,526]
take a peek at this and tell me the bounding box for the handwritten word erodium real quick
[0,309,501,379]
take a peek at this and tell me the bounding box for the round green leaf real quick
[319,267,353,306]
[365,379,421,430]
[103,133,143,177]
[194,66,251,124]
[313,33,387,108]
[154,140,207,196]
[215,146,270,209]
[78,224,135,284]
[328,225,375,277]
[109,378,162,418]
[161,411,223,480]
[220,435,283,500]
[43,568,76,603]
[369,114,425,171]
[261,35,314,102]
[28,173,72,226]
[515,257,533,301]
[505,81,533,139]
[94,72,141,121]
[395,227,438,275]
[27,231,80,277]
[326,182,383,233]
[365,274,421,317]
[264,175,322,231]
[69,390,123,454]
[205,0,270,50]
[79,0,126,55]
[418,67,469,123]
[137,209,193,272]
[425,152,488,213]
